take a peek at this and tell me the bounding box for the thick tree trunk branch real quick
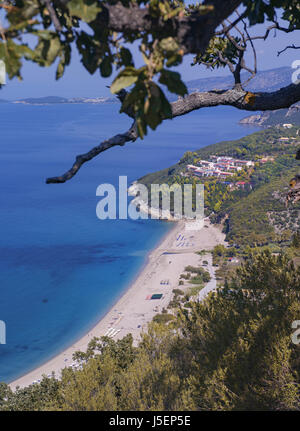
[57,0,243,54]
[42,0,62,32]
[46,83,300,184]
[102,0,242,54]
[171,83,300,117]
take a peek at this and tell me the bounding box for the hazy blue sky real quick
[0,4,299,100]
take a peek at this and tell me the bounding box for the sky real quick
[0,3,299,100]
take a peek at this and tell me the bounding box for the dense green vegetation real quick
[220,167,299,248]
[139,126,299,183]
[1,252,300,411]
[139,125,300,250]
[184,265,211,284]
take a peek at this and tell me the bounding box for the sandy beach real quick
[10,219,225,390]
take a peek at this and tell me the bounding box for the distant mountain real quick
[240,104,300,127]
[186,66,299,128]
[12,96,116,105]
[13,96,68,104]
[186,66,292,93]
[1,67,295,106]
[0,98,8,103]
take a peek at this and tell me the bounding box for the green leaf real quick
[76,31,101,74]
[56,61,65,80]
[100,56,112,77]
[0,40,33,79]
[159,37,179,53]
[144,82,172,131]
[166,54,182,68]
[33,33,63,67]
[56,45,71,80]
[137,117,146,139]
[67,0,102,23]
[7,0,40,25]
[110,67,140,94]
[159,69,187,96]
[120,48,133,66]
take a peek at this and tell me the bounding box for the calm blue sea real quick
[0,102,258,383]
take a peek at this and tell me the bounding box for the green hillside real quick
[240,104,300,127]
[138,125,300,250]
[224,168,300,248]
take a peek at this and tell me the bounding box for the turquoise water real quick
[0,103,258,382]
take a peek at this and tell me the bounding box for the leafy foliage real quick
[243,0,300,28]
[192,36,242,69]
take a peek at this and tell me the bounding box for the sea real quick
[0,102,259,382]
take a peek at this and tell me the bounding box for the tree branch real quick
[57,0,243,55]
[278,44,300,57]
[46,121,137,183]
[171,84,300,118]
[41,0,62,32]
[46,82,300,184]
[215,10,248,35]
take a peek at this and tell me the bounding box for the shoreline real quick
[9,220,178,389]
[10,219,225,390]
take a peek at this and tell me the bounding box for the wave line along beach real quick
[10,219,225,390]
